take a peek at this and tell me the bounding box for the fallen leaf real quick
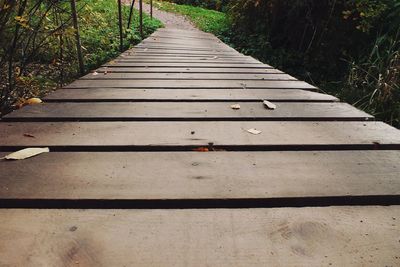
[2,147,49,160]
[263,100,277,110]
[193,147,209,152]
[17,98,43,108]
[92,71,99,76]
[240,83,247,89]
[212,56,218,59]
[23,133,35,138]
[230,104,241,110]
[246,128,262,135]
[25,98,42,105]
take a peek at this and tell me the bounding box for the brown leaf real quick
[23,133,35,138]
[193,147,209,152]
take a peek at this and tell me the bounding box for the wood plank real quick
[119,54,251,59]
[150,34,220,41]
[0,121,398,149]
[0,151,399,200]
[44,89,338,102]
[141,39,228,46]
[96,67,281,74]
[0,207,399,266]
[113,59,261,64]
[65,80,316,90]
[103,61,271,69]
[135,45,237,52]
[127,48,242,55]
[102,63,268,68]
[3,102,372,121]
[127,49,242,56]
[81,72,295,80]
[114,58,261,64]
[118,53,254,58]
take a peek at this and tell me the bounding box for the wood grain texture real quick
[65,80,316,90]
[0,151,399,200]
[81,72,296,80]
[3,102,372,121]
[44,89,338,102]
[113,58,261,64]
[127,48,242,55]
[103,62,267,68]
[0,121,398,148]
[95,67,280,73]
[0,207,399,266]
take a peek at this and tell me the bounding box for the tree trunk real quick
[70,0,84,75]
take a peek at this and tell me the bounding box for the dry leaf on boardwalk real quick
[263,100,277,110]
[92,71,99,76]
[16,97,43,109]
[193,147,209,152]
[2,147,49,160]
[230,104,241,110]
[23,133,35,138]
[246,128,262,135]
[24,98,42,105]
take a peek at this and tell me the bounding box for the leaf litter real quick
[263,100,277,110]
[2,147,49,160]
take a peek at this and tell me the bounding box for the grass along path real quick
[145,0,229,36]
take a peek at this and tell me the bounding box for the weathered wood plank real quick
[0,151,399,200]
[141,39,228,47]
[81,72,296,80]
[0,121,398,149]
[96,67,280,74]
[0,207,399,266]
[114,58,261,64]
[44,89,338,102]
[102,63,268,68]
[3,102,372,121]
[127,48,242,55]
[136,44,236,51]
[119,54,251,59]
[65,80,316,90]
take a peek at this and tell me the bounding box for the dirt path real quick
[123,1,198,30]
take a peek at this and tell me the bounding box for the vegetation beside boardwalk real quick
[156,0,400,127]
[0,0,163,116]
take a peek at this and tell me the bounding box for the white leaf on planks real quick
[263,100,277,110]
[2,147,49,160]
[92,71,99,76]
[230,104,241,110]
[246,128,262,135]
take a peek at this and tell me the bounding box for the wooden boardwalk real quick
[1,28,400,266]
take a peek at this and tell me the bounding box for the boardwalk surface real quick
[1,27,400,266]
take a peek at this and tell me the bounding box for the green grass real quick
[0,0,163,116]
[148,0,229,36]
